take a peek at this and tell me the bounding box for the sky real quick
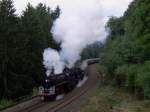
[40,0,133,75]
[13,0,133,17]
[10,0,134,75]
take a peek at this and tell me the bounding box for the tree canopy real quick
[99,0,150,98]
[0,0,60,99]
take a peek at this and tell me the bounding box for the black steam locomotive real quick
[38,67,85,100]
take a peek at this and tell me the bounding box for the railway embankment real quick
[79,65,150,112]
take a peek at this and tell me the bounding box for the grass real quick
[0,87,38,109]
[0,99,15,109]
[79,65,150,112]
[32,87,38,96]
[79,85,150,112]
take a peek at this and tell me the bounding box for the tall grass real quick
[0,99,14,109]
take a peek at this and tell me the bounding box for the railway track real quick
[48,65,99,112]
[1,64,99,112]
[26,64,98,112]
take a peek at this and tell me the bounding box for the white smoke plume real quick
[43,0,133,76]
[43,48,65,75]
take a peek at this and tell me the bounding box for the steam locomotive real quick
[38,59,99,101]
[38,67,85,101]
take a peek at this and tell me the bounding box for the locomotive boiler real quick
[38,67,85,101]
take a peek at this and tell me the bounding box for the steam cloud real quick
[43,0,132,76]
[43,48,65,75]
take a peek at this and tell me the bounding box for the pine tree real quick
[0,0,17,98]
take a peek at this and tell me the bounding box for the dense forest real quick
[81,42,102,60]
[0,0,150,102]
[95,0,149,98]
[0,0,60,99]
[82,0,150,98]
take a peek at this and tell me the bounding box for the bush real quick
[115,62,150,98]
[115,65,128,86]
[136,61,150,98]
[0,99,14,109]
[115,64,139,90]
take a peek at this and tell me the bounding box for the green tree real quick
[98,0,150,98]
[0,1,61,99]
[81,42,102,60]
[0,0,18,98]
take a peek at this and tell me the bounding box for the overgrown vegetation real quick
[0,0,60,99]
[80,64,150,112]
[0,99,14,109]
[81,42,102,60]
[81,0,150,99]
[98,0,150,98]
[80,85,150,112]
[115,61,150,98]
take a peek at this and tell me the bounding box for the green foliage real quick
[115,62,150,98]
[32,87,38,96]
[80,84,150,112]
[0,0,60,99]
[107,17,124,39]
[0,99,14,109]
[81,42,102,60]
[99,0,150,98]
[136,61,150,98]
[0,0,19,99]
[115,64,139,90]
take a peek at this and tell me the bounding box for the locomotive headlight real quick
[39,86,44,94]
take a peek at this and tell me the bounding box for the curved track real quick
[48,64,99,112]
[1,64,99,112]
